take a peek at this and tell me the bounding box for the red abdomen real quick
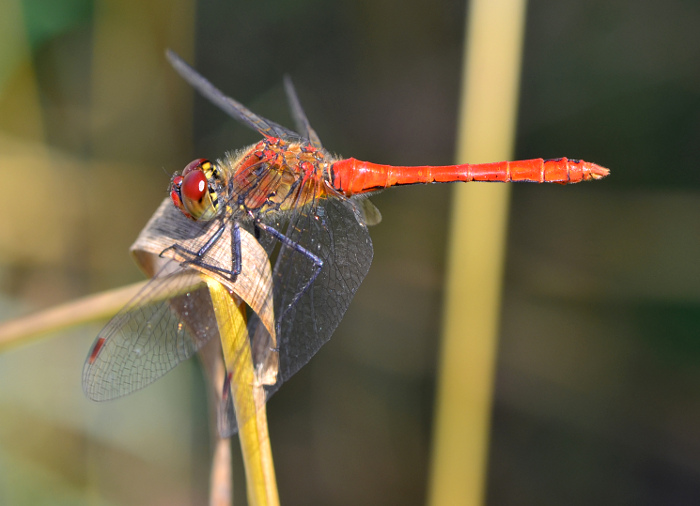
[330,157,609,195]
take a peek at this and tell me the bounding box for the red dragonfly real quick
[83,50,608,436]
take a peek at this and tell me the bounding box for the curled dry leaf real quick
[130,198,278,392]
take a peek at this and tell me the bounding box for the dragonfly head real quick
[170,158,222,221]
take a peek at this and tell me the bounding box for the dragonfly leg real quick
[159,220,242,282]
[254,219,323,337]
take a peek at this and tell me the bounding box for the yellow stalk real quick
[206,279,279,506]
[428,0,527,505]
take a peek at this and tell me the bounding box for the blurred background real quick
[1,0,700,504]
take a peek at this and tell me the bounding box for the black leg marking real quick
[159,220,242,282]
[254,218,323,336]
[231,221,242,279]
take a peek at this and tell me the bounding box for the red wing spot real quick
[89,337,106,364]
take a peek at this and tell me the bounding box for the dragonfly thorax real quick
[220,137,335,217]
[170,158,224,221]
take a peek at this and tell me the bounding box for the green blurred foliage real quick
[21,0,93,51]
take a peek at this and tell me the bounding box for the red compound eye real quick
[182,169,208,202]
[182,158,208,177]
[170,175,184,206]
[171,158,218,221]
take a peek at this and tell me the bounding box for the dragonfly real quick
[83,50,609,437]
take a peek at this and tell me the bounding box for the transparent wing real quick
[358,197,383,226]
[166,50,300,141]
[283,75,323,149]
[83,263,218,401]
[265,190,373,395]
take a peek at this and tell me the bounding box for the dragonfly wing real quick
[83,263,218,401]
[266,192,373,394]
[166,50,299,141]
[283,76,323,149]
[358,197,382,226]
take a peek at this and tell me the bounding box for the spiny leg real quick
[159,219,242,282]
[252,217,323,340]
